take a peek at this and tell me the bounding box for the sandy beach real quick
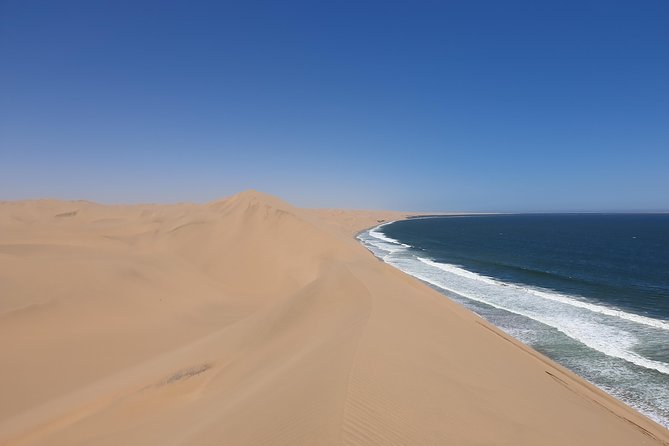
[1,190,667,445]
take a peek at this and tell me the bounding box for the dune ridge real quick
[1,191,667,445]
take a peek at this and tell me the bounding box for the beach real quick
[1,190,667,445]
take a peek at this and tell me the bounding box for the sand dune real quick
[0,191,667,445]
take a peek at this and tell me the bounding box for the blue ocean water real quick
[357,214,669,428]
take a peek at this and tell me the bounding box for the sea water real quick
[358,214,669,428]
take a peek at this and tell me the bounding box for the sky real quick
[1,0,668,211]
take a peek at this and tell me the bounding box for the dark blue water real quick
[357,214,669,428]
[386,214,669,320]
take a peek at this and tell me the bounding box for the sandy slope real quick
[0,190,667,445]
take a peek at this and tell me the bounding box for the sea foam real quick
[360,220,669,428]
[363,224,669,375]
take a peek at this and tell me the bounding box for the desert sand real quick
[0,190,667,445]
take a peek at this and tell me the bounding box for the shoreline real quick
[360,216,669,429]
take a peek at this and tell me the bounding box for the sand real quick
[0,190,667,445]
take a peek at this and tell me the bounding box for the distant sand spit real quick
[0,191,667,445]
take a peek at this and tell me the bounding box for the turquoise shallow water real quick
[358,214,669,428]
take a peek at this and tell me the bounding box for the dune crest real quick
[0,192,667,445]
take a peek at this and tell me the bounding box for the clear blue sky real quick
[1,1,667,211]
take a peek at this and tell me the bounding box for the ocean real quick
[357,214,669,428]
